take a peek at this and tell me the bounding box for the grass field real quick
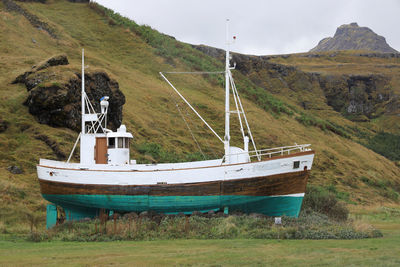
[0,206,399,266]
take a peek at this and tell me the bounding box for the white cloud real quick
[95,0,400,55]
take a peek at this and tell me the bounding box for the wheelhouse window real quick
[293,161,300,169]
[118,137,124,148]
[108,137,115,148]
[124,138,130,149]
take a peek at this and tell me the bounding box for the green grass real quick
[366,131,400,161]
[295,113,351,138]
[0,207,399,266]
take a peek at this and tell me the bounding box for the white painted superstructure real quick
[38,149,314,186]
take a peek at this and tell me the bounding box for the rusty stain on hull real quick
[39,169,309,197]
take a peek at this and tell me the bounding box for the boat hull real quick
[42,194,305,219]
[39,169,309,219]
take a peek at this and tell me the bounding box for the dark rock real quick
[310,22,398,53]
[0,119,9,133]
[14,55,125,132]
[7,165,23,174]
[24,71,125,131]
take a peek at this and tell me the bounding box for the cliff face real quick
[194,45,400,122]
[310,23,398,53]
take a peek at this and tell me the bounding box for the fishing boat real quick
[37,21,315,227]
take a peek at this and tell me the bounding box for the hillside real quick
[310,22,398,53]
[0,0,399,232]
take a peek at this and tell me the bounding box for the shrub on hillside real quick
[302,185,349,221]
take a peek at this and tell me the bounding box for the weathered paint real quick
[46,204,57,229]
[43,194,305,218]
[39,170,309,197]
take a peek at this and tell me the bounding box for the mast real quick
[81,48,85,135]
[224,19,231,163]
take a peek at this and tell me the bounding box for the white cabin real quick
[106,125,133,165]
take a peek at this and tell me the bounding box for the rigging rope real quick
[184,107,219,159]
[168,90,206,160]
[160,72,224,143]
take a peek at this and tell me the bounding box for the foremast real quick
[224,19,231,164]
[78,49,110,164]
[81,49,85,134]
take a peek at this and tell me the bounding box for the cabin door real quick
[95,137,107,164]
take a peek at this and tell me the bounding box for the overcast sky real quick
[95,0,400,56]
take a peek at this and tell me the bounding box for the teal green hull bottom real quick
[43,194,304,221]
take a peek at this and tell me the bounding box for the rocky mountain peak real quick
[310,23,398,53]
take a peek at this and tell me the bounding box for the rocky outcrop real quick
[2,0,58,38]
[193,45,399,121]
[14,55,125,132]
[318,74,392,120]
[310,23,398,53]
[7,165,23,174]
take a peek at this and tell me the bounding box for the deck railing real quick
[222,144,312,164]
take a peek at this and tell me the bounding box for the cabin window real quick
[293,161,300,169]
[108,137,115,148]
[124,138,130,149]
[118,137,124,148]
